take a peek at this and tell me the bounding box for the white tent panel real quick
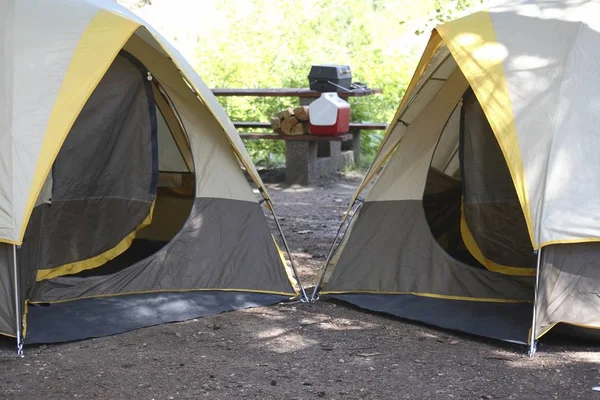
[489,1,600,245]
[0,0,14,240]
[366,69,468,202]
[6,1,101,242]
[157,107,189,173]
[431,105,461,174]
[360,44,454,193]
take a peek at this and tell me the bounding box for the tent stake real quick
[529,248,543,357]
[310,198,363,301]
[265,199,308,303]
[12,245,23,357]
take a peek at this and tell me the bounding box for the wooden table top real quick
[211,87,382,98]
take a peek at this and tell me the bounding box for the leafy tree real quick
[415,0,486,35]
[118,0,152,8]
[121,0,486,167]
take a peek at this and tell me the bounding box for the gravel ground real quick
[1,173,599,400]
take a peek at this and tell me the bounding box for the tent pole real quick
[310,218,347,302]
[529,247,543,357]
[265,200,309,303]
[310,198,363,302]
[12,245,23,357]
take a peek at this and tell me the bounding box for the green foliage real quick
[415,0,486,35]
[131,0,486,167]
[119,0,153,9]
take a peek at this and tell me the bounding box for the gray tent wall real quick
[0,245,17,338]
[535,243,600,339]
[10,48,297,344]
[157,108,190,173]
[0,242,37,340]
[323,200,535,343]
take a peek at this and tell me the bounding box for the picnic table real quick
[211,87,382,98]
[211,87,387,184]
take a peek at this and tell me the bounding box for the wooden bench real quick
[235,121,388,164]
[238,133,353,141]
[234,121,388,130]
[212,88,385,184]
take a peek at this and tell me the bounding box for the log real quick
[276,108,295,119]
[294,106,309,121]
[281,116,300,135]
[302,122,310,134]
[290,123,306,136]
[270,117,282,133]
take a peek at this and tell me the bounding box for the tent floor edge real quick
[323,293,530,345]
[24,290,290,344]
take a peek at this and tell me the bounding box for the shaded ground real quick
[1,174,600,399]
[262,172,362,288]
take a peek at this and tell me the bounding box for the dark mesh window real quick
[423,88,535,271]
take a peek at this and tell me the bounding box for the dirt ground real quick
[1,173,600,400]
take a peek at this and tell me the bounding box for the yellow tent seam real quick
[22,300,28,338]
[321,290,527,303]
[36,200,155,281]
[460,204,535,277]
[535,320,600,341]
[29,287,297,305]
[270,233,299,293]
[436,12,535,247]
[16,11,141,245]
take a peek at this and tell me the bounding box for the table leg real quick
[350,128,361,166]
[285,141,317,185]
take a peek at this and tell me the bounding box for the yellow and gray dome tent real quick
[0,0,304,351]
[313,0,600,352]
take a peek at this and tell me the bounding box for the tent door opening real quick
[22,51,195,283]
[423,88,535,275]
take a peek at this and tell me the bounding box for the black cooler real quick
[308,64,352,92]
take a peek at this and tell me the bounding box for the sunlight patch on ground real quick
[417,332,443,340]
[335,182,361,190]
[281,187,314,193]
[292,251,316,259]
[276,201,315,207]
[506,357,573,369]
[264,332,318,354]
[502,349,600,369]
[266,183,316,193]
[295,265,317,275]
[255,327,288,339]
[314,316,379,331]
[565,351,600,364]
[242,308,288,321]
[242,307,379,333]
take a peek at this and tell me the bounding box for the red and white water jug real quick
[308,93,351,135]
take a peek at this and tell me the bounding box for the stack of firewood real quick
[270,106,310,136]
